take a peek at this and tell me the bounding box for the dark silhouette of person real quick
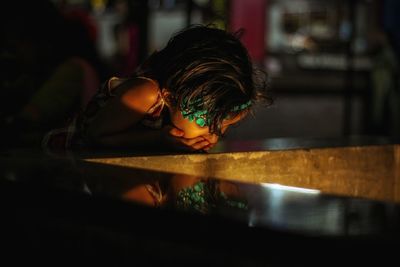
[0,0,106,148]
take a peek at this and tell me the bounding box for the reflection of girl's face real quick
[167,105,247,145]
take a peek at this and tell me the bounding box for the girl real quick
[43,25,272,153]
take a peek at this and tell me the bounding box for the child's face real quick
[168,107,247,145]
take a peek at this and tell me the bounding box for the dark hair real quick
[138,25,272,135]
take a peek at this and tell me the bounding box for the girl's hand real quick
[162,125,210,151]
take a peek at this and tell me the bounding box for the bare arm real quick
[85,78,161,147]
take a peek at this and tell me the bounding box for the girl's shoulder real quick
[108,76,161,113]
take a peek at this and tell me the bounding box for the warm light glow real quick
[91,0,107,13]
[261,183,320,194]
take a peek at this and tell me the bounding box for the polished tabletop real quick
[1,137,399,265]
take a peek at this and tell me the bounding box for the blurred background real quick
[1,0,400,147]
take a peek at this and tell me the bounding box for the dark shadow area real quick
[0,0,107,149]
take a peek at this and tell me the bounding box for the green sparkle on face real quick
[176,180,248,213]
[180,97,252,128]
[195,117,206,127]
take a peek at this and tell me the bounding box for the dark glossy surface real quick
[1,148,400,237]
[1,140,399,265]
